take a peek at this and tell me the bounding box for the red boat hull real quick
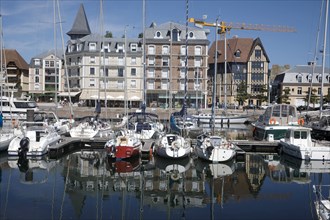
[115,145,141,159]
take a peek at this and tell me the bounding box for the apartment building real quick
[144,22,209,108]
[65,4,143,108]
[28,50,65,102]
[273,64,330,107]
[1,49,29,97]
[208,36,270,107]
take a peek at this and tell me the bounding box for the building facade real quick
[144,22,209,109]
[65,4,143,108]
[273,64,330,107]
[208,36,270,107]
[1,49,29,97]
[28,50,65,102]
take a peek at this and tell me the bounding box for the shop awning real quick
[58,91,81,97]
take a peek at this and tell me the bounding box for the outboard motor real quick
[18,137,30,158]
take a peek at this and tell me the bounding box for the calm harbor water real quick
[0,136,329,220]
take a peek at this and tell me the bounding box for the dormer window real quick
[34,59,41,66]
[234,50,241,58]
[189,31,194,38]
[131,43,137,52]
[89,42,96,51]
[307,74,312,82]
[155,31,162,38]
[171,29,179,41]
[297,74,302,83]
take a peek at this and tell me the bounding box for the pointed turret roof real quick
[67,4,91,39]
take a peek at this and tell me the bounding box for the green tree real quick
[256,84,268,104]
[235,81,250,105]
[105,31,113,38]
[304,88,319,108]
[279,87,291,104]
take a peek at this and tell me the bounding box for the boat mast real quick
[211,17,219,131]
[319,0,329,117]
[307,0,324,111]
[53,0,58,115]
[142,0,146,112]
[56,0,74,118]
[0,14,3,126]
[183,0,189,128]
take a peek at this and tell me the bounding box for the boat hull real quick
[115,145,141,159]
[155,146,190,158]
[195,145,236,162]
[280,141,330,160]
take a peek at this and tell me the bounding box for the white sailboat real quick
[69,1,113,139]
[153,133,191,159]
[194,18,237,163]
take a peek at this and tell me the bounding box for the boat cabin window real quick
[272,105,296,118]
[273,105,281,117]
[294,131,308,139]
[210,137,222,146]
[14,101,37,108]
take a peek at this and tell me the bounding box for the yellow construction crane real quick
[188,17,296,33]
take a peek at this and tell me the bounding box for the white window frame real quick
[90,79,95,87]
[195,46,202,56]
[89,42,97,51]
[148,45,155,55]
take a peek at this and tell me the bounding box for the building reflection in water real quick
[40,149,322,218]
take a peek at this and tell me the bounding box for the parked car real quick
[243,104,256,110]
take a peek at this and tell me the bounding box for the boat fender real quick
[298,118,304,126]
[269,118,276,125]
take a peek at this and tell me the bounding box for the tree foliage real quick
[279,87,291,104]
[235,81,250,105]
[303,88,319,108]
[256,84,268,103]
[105,31,113,38]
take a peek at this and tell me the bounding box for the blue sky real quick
[0,0,329,68]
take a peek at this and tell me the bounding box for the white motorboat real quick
[280,126,330,161]
[194,134,237,162]
[153,133,191,159]
[34,111,74,136]
[8,121,61,157]
[252,104,301,141]
[0,93,39,121]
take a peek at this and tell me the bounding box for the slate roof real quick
[280,65,330,84]
[208,37,270,63]
[144,21,209,43]
[29,49,63,66]
[68,33,142,52]
[67,4,91,39]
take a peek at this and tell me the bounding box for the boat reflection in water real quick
[1,148,330,219]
